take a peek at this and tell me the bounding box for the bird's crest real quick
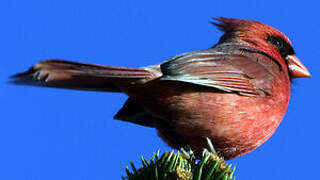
[210,17,244,32]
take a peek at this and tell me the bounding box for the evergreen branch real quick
[123,138,235,180]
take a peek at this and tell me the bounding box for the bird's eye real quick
[267,36,294,57]
[274,39,283,49]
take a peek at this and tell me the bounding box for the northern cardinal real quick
[12,17,310,160]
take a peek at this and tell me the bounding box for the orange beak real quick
[286,55,311,78]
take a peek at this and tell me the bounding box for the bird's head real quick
[212,17,311,78]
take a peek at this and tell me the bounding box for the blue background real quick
[1,0,319,179]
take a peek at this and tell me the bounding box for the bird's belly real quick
[150,91,288,160]
[121,80,289,159]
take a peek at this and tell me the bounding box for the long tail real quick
[11,59,157,92]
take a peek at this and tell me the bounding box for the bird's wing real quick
[160,49,277,96]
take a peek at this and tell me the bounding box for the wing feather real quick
[160,48,276,96]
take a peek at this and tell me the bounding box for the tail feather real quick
[11,59,156,92]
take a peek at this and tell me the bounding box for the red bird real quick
[12,18,310,160]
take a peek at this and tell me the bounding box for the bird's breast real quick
[158,88,288,159]
[122,76,290,159]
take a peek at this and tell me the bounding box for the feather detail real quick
[11,59,155,92]
[160,46,276,96]
[210,17,243,32]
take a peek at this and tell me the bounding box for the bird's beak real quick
[286,55,311,78]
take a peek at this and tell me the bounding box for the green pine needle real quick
[123,138,235,180]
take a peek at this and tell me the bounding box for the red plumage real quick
[12,17,310,159]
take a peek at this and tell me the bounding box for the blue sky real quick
[1,0,319,179]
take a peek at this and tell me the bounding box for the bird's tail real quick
[10,59,157,92]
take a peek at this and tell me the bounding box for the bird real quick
[11,17,310,160]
